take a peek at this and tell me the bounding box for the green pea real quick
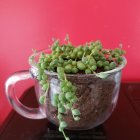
[83,46,89,52]
[58,73,65,80]
[86,55,91,59]
[58,106,66,113]
[53,59,59,64]
[91,65,97,71]
[82,57,88,64]
[64,64,72,73]
[89,45,95,51]
[73,48,78,53]
[74,116,80,121]
[102,50,108,54]
[97,60,103,67]
[64,61,69,66]
[57,67,64,73]
[59,57,64,63]
[92,49,99,56]
[61,45,66,52]
[52,99,58,107]
[61,53,67,58]
[104,66,110,71]
[72,61,77,66]
[58,103,62,108]
[41,63,46,69]
[39,95,46,104]
[52,54,59,60]
[114,53,120,58]
[57,114,62,120]
[116,56,123,63]
[66,103,72,109]
[70,52,77,59]
[109,62,116,69]
[94,56,100,61]
[104,61,109,66]
[114,48,122,55]
[60,121,67,128]
[88,58,96,66]
[85,69,92,74]
[66,47,71,52]
[71,97,78,103]
[72,109,81,115]
[66,81,72,88]
[77,51,83,58]
[42,83,49,91]
[45,56,51,62]
[71,67,78,74]
[62,86,69,92]
[56,47,61,53]
[100,56,106,61]
[65,92,73,100]
[77,61,86,70]
[60,81,66,88]
[49,61,55,67]
[59,93,66,102]
[42,74,47,80]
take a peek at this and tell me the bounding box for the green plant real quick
[30,35,125,140]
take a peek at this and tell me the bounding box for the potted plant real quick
[5,36,127,140]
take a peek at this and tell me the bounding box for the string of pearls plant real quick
[30,35,125,140]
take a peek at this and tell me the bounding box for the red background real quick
[0,0,140,128]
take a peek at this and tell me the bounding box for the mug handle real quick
[5,70,46,119]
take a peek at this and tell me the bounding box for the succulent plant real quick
[30,35,125,140]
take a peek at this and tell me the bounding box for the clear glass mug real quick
[5,49,127,130]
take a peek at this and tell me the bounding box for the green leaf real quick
[95,72,109,79]
[58,106,66,113]
[39,95,46,104]
[57,67,64,73]
[74,116,80,121]
[59,93,66,102]
[66,103,72,109]
[60,121,67,128]
[72,109,81,116]
[71,97,78,103]
[57,114,63,120]
[42,83,49,91]
[65,92,73,100]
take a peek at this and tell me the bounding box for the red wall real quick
[0,0,140,127]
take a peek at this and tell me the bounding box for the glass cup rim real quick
[29,48,127,77]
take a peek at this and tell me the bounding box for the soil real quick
[43,72,120,130]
